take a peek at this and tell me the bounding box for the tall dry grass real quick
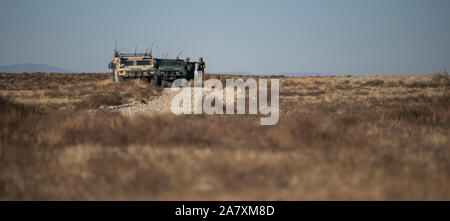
[0,73,449,200]
[0,73,161,110]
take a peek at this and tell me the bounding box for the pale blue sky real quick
[0,0,449,75]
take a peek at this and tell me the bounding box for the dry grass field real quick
[0,72,449,200]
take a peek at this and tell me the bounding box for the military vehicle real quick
[108,50,194,87]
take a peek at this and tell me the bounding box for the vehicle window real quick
[137,60,151,66]
[120,60,133,66]
[170,61,184,67]
[158,61,167,67]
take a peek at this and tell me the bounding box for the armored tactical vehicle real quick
[108,51,194,86]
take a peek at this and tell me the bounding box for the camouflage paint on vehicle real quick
[108,52,190,86]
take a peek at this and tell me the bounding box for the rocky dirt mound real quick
[105,88,178,116]
[104,87,220,117]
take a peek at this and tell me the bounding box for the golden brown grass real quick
[0,72,449,200]
[0,73,161,111]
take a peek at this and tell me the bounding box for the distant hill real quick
[0,63,72,73]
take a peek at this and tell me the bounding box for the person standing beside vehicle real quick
[197,57,206,75]
[184,57,196,82]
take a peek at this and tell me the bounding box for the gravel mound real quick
[106,87,217,117]
[112,88,178,117]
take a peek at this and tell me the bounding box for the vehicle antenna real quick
[114,40,119,57]
[149,41,154,57]
[176,50,184,59]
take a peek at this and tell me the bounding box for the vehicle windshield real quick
[158,60,184,68]
[120,60,133,66]
[137,60,151,66]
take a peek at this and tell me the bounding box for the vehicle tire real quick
[151,75,159,86]
[157,78,162,86]
[118,76,124,82]
[162,80,172,88]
